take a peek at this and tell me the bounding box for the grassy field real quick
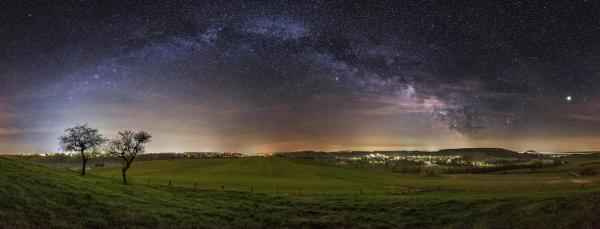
[91,156,600,197]
[93,157,417,195]
[2,156,600,228]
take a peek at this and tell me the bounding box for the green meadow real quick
[91,156,600,197]
[1,154,600,228]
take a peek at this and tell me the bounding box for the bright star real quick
[566,95,572,102]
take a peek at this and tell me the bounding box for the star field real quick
[1,1,600,153]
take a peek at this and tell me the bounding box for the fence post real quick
[147,178,151,184]
[194,182,197,190]
[168,180,172,187]
[222,184,225,191]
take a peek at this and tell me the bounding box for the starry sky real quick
[1,1,600,154]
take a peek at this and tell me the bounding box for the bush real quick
[580,167,598,176]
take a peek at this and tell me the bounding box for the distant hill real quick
[562,151,600,155]
[522,150,541,155]
[278,148,529,159]
[436,148,534,158]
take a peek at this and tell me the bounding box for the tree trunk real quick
[81,151,87,176]
[122,163,131,184]
[122,167,128,184]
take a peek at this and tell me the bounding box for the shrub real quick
[580,167,598,176]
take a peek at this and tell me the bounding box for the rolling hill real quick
[2,156,600,228]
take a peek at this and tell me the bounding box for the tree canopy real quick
[58,123,106,175]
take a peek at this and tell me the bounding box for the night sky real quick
[1,1,600,153]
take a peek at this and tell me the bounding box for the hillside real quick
[2,157,600,228]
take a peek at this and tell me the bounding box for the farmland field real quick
[90,156,600,197]
[2,155,600,228]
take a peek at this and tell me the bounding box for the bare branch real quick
[106,129,152,184]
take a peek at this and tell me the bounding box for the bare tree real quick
[107,130,151,184]
[58,123,106,176]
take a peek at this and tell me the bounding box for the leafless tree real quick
[58,123,106,176]
[107,130,151,184]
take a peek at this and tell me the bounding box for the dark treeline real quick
[444,160,566,174]
[5,152,245,164]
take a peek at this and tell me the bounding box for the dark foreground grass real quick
[1,157,600,228]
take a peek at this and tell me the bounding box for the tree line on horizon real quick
[58,123,151,184]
